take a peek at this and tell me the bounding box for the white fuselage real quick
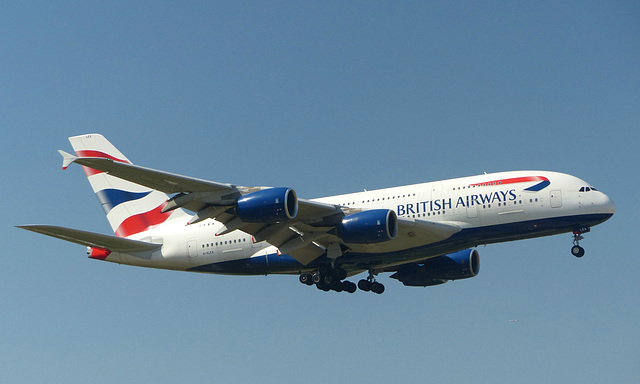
[105,171,615,275]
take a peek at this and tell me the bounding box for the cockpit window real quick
[579,186,597,192]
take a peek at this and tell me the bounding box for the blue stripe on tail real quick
[96,189,152,214]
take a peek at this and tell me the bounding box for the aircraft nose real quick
[597,191,616,215]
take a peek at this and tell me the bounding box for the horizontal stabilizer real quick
[17,225,162,252]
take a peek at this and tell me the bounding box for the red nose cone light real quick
[88,247,111,260]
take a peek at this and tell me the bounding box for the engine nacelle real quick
[390,249,480,287]
[236,187,298,223]
[338,209,398,244]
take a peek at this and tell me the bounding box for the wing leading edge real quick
[59,151,461,265]
[17,225,161,252]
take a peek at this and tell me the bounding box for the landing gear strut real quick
[571,227,589,258]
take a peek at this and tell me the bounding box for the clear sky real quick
[2,1,639,383]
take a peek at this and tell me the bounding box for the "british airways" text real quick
[396,189,517,215]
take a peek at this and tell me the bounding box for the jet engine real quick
[338,209,398,243]
[236,187,298,222]
[390,249,480,287]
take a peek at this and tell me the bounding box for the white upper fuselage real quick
[316,170,612,232]
[111,170,615,275]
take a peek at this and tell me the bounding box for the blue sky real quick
[2,1,638,383]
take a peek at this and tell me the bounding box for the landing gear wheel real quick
[358,279,372,292]
[316,282,331,292]
[342,281,357,293]
[299,273,313,285]
[357,270,385,294]
[323,275,335,286]
[331,268,347,281]
[371,282,385,294]
[571,245,585,258]
[318,265,331,275]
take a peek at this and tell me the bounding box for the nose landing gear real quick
[571,227,589,258]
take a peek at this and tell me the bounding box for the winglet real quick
[58,150,77,170]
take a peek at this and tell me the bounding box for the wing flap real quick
[287,244,326,266]
[17,225,162,252]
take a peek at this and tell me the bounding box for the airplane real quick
[18,134,615,294]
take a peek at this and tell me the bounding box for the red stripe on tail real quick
[115,202,173,238]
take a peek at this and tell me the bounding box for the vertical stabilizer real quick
[68,134,189,237]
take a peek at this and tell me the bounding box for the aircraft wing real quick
[58,151,460,265]
[17,225,161,252]
[59,150,234,194]
[59,151,341,216]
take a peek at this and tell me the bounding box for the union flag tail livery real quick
[67,134,189,238]
[19,134,615,294]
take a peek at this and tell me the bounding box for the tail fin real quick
[68,134,189,237]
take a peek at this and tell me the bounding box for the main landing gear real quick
[357,272,385,294]
[299,267,386,294]
[299,266,357,294]
[571,227,590,258]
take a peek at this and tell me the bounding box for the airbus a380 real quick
[19,134,615,294]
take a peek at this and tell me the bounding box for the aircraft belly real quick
[188,253,306,275]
